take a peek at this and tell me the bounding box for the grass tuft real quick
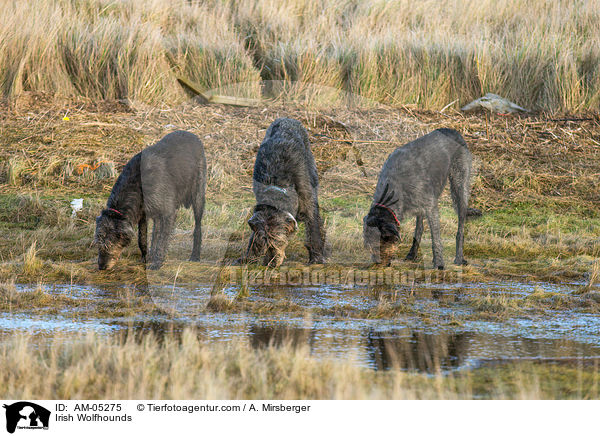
[23,241,43,276]
[587,260,600,288]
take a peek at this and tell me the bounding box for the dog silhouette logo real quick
[3,402,50,434]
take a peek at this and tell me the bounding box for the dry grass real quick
[0,329,597,399]
[22,241,42,276]
[0,0,599,111]
[461,284,600,320]
[588,260,600,288]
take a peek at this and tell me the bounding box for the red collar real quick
[108,208,123,217]
[374,203,401,227]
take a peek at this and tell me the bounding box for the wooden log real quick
[175,76,262,107]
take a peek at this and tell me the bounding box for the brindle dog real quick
[243,118,325,266]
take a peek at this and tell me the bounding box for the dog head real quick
[247,206,298,267]
[94,209,135,270]
[363,208,400,266]
[363,184,400,266]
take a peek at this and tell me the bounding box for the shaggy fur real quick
[95,130,206,270]
[363,128,473,269]
[243,118,325,266]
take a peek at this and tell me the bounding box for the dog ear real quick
[365,214,379,227]
[124,221,135,237]
[116,220,135,242]
[284,212,298,233]
[248,213,262,231]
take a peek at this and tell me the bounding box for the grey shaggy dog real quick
[94,130,206,270]
[363,128,474,269]
[242,118,325,267]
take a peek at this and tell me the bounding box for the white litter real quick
[70,198,83,217]
[461,93,529,114]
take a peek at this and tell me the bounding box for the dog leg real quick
[454,207,468,266]
[190,195,205,261]
[305,201,325,264]
[241,232,261,264]
[405,215,424,261]
[449,151,471,266]
[148,213,176,269]
[138,213,148,263]
[426,206,444,270]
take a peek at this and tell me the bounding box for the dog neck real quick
[253,181,299,217]
[106,153,144,223]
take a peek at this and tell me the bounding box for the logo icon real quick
[3,402,50,434]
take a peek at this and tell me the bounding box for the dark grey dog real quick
[94,130,206,270]
[243,118,325,267]
[363,128,473,269]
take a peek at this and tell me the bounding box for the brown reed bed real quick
[1,0,599,112]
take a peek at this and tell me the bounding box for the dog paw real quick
[370,261,391,268]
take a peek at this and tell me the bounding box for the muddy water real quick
[2,281,599,373]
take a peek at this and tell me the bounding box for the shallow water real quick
[2,281,599,373]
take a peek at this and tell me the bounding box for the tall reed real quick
[0,0,598,111]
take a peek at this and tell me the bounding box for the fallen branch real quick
[176,76,262,107]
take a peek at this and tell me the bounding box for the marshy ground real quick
[1,93,599,399]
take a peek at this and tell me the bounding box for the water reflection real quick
[365,330,470,372]
[3,280,599,373]
[117,320,189,344]
[249,324,315,349]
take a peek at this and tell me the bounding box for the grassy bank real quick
[0,329,598,399]
[0,0,599,111]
